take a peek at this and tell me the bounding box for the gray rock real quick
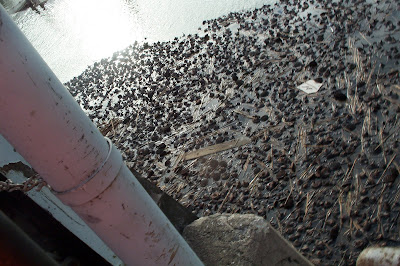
[183,213,312,266]
[356,247,400,266]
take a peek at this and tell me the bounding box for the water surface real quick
[11,0,277,82]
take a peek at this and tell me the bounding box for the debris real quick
[183,138,251,161]
[297,79,323,94]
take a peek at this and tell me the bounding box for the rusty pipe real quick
[0,5,202,265]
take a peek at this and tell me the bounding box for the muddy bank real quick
[66,0,400,264]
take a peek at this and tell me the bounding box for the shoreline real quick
[66,0,400,264]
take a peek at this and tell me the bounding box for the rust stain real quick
[47,82,63,100]
[62,164,75,179]
[145,230,155,237]
[168,246,179,265]
[120,232,130,240]
[91,174,118,201]
[82,147,95,159]
[156,249,167,263]
[26,72,37,86]
[84,214,102,224]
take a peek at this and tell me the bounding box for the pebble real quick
[209,159,219,169]
[200,178,208,187]
[384,168,399,183]
[311,180,322,189]
[333,91,347,102]
[64,1,400,265]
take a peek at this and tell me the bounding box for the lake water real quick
[10,0,277,83]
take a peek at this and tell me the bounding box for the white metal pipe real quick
[0,5,203,265]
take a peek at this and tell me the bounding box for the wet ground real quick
[66,0,400,265]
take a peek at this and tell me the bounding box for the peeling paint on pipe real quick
[0,5,202,265]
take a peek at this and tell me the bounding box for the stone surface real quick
[356,247,400,266]
[183,213,312,266]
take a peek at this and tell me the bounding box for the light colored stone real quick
[183,213,312,266]
[357,247,400,266]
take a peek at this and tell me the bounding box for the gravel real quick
[65,0,400,264]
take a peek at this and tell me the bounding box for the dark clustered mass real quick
[65,0,400,265]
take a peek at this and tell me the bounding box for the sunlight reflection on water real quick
[12,0,142,82]
[11,0,276,82]
[58,0,142,59]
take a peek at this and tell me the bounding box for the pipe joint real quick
[56,138,123,206]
